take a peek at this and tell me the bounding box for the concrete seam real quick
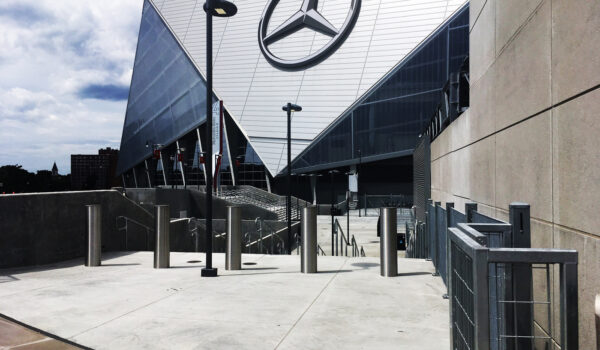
[430,82,600,163]
[495,0,546,58]
[469,0,488,34]
[274,258,349,349]
[67,291,179,340]
[439,198,600,240]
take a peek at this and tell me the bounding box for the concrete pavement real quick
[0,252,449,350]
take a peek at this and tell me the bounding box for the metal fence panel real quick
[471,210,504,224]
[449,207,467,228]
[436,204,448,285]
[428,203,437,263]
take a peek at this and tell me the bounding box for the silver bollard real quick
[301,206,318,273]
[380,207,397,277]
[85,204,102,267]
[154,205,170,269]
[226,206,242,270]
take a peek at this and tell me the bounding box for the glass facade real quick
[116,0,212,175]
[291,5,469,173]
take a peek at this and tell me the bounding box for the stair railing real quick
[116,216,153,250]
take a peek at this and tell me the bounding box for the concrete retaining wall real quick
[0,190,153,268]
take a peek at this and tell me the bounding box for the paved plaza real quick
[0,252,448,349]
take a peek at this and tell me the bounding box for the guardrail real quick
[448,224,578,350]
[116,216,153,251]
[413,200,579,350]
[334,218,365,257]
[217,185,310,220]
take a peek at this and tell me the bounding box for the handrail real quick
[318,244,326,256]
[116,216,153,251]
[245,219,299,254]
[334,218,349,256]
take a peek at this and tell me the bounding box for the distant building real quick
[51,162,58,177]
[71,148,119,190]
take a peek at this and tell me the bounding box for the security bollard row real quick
[85,204,401,279]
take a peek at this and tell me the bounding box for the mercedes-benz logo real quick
[258,0,361,71]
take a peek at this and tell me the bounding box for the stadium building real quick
[117,0,469,204]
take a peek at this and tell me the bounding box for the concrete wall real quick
[0,189,281,268]
[431,0,600,348]
[0,190,153,268]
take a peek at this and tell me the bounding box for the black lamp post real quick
[328,169,339,255]
[201,0,237,278]
[282,102,302,254]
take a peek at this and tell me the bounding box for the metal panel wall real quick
[412,135,431,222]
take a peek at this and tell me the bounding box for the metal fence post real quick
[509,202,533,348]
[85,204,102,267]
[473,246,490,350]
[380,207,397,277]
[301,206,317,273]
[426,199,433,261]
[561,262,579,350]
[154,205,170,269]
[443,202,454,298]
[432,201,441,276]
[465,203,477,223]
[226,206,242,270]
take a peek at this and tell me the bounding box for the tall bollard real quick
[85,204,102,267]
[226,206,242,270]
[154,205,170,269]
[380,207,397,277]
[301,206,317,273]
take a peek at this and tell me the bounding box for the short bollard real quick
[301,206,317,273]
[225,206,242,270]
[380,207,397,277]
[85,204,102,267]
[154,205,170,269]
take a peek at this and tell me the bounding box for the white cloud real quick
[0,0,143,172]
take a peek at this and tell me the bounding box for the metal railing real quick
[217,185,310,221]
[333,218,365,257]
[244,219,295,255]
[417,200,579,350]
[448,224,578,350]
[116,216,153,250]
[294,232,326,256]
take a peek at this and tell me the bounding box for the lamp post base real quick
[201,267,218,277]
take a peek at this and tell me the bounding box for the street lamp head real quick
[204,0,237,17]
[282,103,302,112]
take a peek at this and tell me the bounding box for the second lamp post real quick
[282,103,302,254]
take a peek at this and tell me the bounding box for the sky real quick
[0,0,144,173]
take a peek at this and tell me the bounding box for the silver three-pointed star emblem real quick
[258,0,361,71]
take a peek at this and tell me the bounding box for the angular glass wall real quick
[225,115,269,190]
[291,5,469,173]
[117,0,211,175]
